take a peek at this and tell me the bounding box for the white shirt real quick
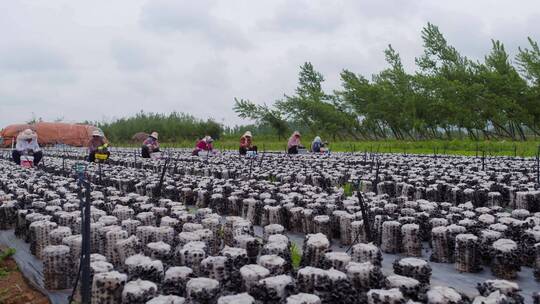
[16,139,41,152]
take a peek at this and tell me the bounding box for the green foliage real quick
[342,182,353,197]
[98,111,223,143]
[84,22,540,145]
[233,98,289,139]
[290,242,302,270]
[142,137,540,157]
[0,248,15,261]
[26,113,43,125]
[276,62,358,140]
[234,23,540,142]
[0,248,16,278]
[517,37,540,84]
[217,228,224,239]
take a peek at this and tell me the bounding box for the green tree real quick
[416,23,485,140]
[516,38,540,134]
[277,62,357,140]
[233,98,289,139]
[478,40,530,140]
[231,22,540,141]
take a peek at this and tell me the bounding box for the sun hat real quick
[244,131,252,138]
[92,130,102,137]
[205,136,213,143]
[151,132,159,139]
[293,131,301,137]
[19,129,36,140]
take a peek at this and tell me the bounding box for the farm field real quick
[113,139,540,158]
[3,1,540,303]
[0,148,539,303]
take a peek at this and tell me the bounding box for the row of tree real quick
[98,111,222,142]
[234,23,540,141]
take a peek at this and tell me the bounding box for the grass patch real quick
[217,227,224,239]
[113,138,540,157]
[290,242,302,270]
[187,206,198,215]
[267,175,277,183]
[0,248,16,278]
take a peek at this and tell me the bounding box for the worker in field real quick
[287,131,303,154]
[87,130,110,162]
[239,131,257,155]
[311,136,328,153]
[192,135,214,155]
[141,132,160,158]
[12,129,43,166]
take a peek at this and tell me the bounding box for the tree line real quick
[98,111,222,142]
[234,23,540,141]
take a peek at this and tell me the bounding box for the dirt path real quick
[0,248,49,304]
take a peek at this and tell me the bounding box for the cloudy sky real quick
[1,0,539,127]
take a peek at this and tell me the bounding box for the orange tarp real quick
[0,122,103,147]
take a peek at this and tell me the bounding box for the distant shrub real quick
[98,111,223,143]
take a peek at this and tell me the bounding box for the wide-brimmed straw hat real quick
[92,130,102,137]
[18,129,36,140]
[151,132,159,139]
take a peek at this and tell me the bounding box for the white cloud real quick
[258,0,344,33]
[139,0,251,49]
[0,46,68,72]
[110,40,156,71]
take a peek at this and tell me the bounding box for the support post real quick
[536,145,539,185]
[346,183,372,253]
[374,159,380,195]
[482,150,486,171]
[154,154,170,198]
[248,157,254,179]
[98,162,102,185]
[72,162,91,304]
[81,180,91,304]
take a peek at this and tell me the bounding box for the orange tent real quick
[0,122,104,148]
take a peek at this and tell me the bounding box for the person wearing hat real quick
[311,136,327,153]
[12,129,42,165]
[287,131,303,154]
[141,132,160,158]
[192,135,214,156]
[87,130,109,162]
[239,131,257,155]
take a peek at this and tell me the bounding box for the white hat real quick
[293,131,301,137]
[151,132,159,139]
[19,129,36,140]
[92,130,102,137]
[243,131,252,138]
[204,136,213,143]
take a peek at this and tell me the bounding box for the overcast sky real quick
[1,0,539,127]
